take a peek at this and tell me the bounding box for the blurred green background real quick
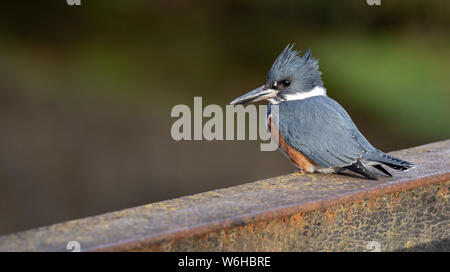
[0,1,449,235]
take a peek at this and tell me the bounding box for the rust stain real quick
[437,185,448,199]
[323,208,337,224]
[290,213,307,228]
[367,197,378,211]
[343,201,353,222]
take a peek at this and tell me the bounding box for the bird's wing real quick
[273,96,375,168]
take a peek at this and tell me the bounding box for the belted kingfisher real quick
[230,44,413,180]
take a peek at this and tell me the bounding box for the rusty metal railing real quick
[0,140,449,251]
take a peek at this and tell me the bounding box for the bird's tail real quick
[370,150,413,171]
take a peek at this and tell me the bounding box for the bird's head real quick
[230,44,324,105]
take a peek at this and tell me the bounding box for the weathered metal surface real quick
[0,140,449,251]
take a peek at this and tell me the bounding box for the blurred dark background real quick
[0,1,449,235]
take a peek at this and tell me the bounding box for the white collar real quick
[268,86,327,104]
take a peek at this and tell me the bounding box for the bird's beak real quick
[230,85,278,105]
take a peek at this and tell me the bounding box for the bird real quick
[230,44,413,180]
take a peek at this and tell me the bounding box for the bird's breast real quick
[267,111,316,172]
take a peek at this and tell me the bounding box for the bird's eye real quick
[281,80,290,87]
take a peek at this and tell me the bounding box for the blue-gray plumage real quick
[231,44,413,180]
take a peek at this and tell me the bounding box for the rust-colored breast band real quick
[269,114,316,172]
